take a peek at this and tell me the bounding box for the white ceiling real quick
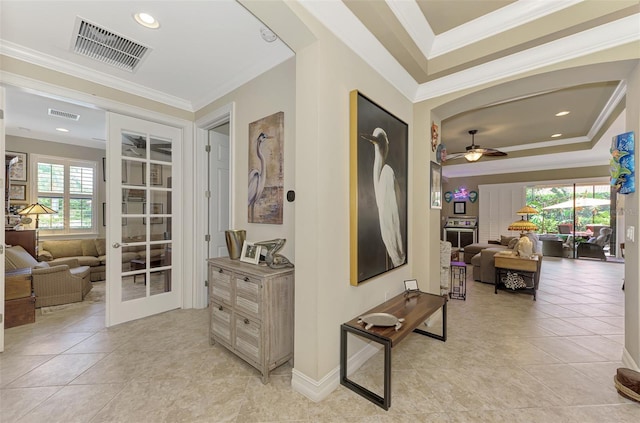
[1,0,638,177]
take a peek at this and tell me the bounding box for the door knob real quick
[112,242,121,248]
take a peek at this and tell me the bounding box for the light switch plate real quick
[627,226,635,242]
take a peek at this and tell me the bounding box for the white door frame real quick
[0,73,196,317]
[0,86,6,352]
[193,102,235,309]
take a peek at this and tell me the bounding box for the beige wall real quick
[196,59,296,261]
[6,135,106,237]
[441,166,610,233]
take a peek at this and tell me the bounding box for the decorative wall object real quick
[430,161,442,209]
[431,122,439,152]
[453,201,466,214]
[436,144,446,163]
[350,90,408,285]
[7,151,27,182]
[9,184,26,201]
[248,111,284,224]
[453,187,469,200]
[444,191,453,203]
[469,191,478,203]
[610,131,635,194]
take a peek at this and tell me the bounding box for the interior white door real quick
[208,127,230,258]
[106,113,181,327]
[0,86,6,351]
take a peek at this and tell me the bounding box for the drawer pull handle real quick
[244,318,250,325]
[218,269,223,273]
[244,277,250,282]
[218,305,223,311]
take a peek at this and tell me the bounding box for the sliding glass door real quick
[526,183,615,259]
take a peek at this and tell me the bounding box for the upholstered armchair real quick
[5,245,92,308]
[577,227,612,261]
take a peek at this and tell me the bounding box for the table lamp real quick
[516,205,539,220]
[508,218,538,236]
[18,202,57,229]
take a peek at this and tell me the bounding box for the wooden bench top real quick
[343,291,446,347]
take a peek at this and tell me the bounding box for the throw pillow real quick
[95,238,107,256]
[508,238,519,249]
[81,239,99,257]
[500,235,515,246]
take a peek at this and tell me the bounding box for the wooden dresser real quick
[207,257,294,383]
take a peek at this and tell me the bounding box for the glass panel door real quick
[107,113,180,326]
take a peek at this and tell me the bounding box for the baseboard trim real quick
[291,342,381,402]
[622,348,640,371]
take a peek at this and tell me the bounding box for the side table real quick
[450,261,466,300]
[494,251,540,300]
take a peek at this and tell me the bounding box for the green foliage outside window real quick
[526,184,611,234]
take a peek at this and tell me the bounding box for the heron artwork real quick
[360,127,406,268]
[248,132,273,221]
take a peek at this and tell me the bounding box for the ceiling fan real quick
[446,129,507,162]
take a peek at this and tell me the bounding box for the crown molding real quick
[430,0,582,58]
[414,14,640,102]
[385,0,435,59]
[1,41,194,111]
[587,81,627,140]
[298,0,418,101]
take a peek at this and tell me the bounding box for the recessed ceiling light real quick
[260,27,277,43]
[555,111,570,116]
[134,12,159,29]
[551,133,562,138]
[56,127,69,133]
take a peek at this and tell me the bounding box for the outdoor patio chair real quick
[577,227,612,261]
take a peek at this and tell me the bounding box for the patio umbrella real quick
[542,198,610,210]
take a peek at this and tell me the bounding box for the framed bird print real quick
[248,111,284,224]
[349,90,408,286]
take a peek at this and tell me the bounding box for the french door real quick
[106,113,181,326]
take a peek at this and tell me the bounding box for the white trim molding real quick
[291,342,380,402]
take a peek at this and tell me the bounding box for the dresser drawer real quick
[234,314,261,364]
[234,275,262,319]
[210,301,233,347]
[210,266,233,305]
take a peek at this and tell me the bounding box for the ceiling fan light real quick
[464,150,482,162]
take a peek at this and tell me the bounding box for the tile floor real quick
[1,257,639,422]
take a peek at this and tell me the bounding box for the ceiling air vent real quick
[48,108,80,121]
[73,18,150,72]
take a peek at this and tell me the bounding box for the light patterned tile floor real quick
[1,257,639,422]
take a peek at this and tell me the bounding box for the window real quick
[33,155,97,234]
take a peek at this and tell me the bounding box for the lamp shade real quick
[516,205,539,216]
[18,203,57,215]
[508,218,538,233]
[464,150,482,162]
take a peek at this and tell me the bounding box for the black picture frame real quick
[350,90,408,286]
[454,201,466,215]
